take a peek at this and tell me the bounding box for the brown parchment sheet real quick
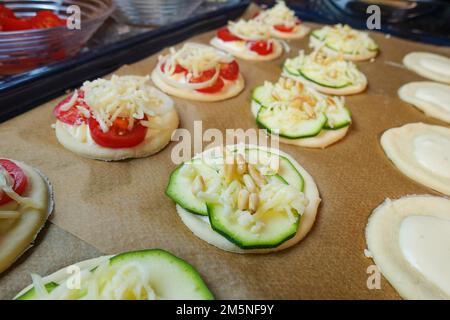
[1,4,449,299]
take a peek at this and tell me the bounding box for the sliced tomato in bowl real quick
[0,159,28,205]
[248,40,273,56]
[88,116,148,149]
[217,27,242,42]
[54,91,89,125]
[219,60,239,81]
[29,10,66,29]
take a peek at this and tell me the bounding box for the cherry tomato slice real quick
[189,68,216,83]
[273,24,295,33]
[53,91,89,125]
[196,77,224,94]
[160,63,188,75]
[219,60,239,81]
[248,40,274,56]
[88,116,148,149]
[217,27,242,42]
[0,159,28,205]
[30,10,65,29]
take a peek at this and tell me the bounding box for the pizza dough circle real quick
[309,35,378,61]
[380,123,450,195]
[365,195,450,299]
[270,25,310,40]
[251,100,349,148]
[210,37,283,61]
[0,160,53,273]
[55,108,179,161]
[282,70,367,96]
[176,145,321,254]
[398,81,450,124]
[403,52,450,84]
[151,71,245,102]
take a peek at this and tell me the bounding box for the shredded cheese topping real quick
[312,24,378,54]
[65,76,173,133]
[256,0,298,28]
[228,19,271,40]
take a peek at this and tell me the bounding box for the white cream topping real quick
[399,215,450,296]
[415,87,450,113]
[420,57,450,77]
[413,133,450,178]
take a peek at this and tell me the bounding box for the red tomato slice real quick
[88,116,148,149]
[217,27,242,42]
[273,24,295,33]
[248,40,274,56]
[189,68,216,83]
[30,10,65,29]
[1,17,32,31]
[160,63,188,74]
[196,77,224,94]
[0,159,28,205]
[252,12,260,19]
[219,60,239,81]
[53,91,89,125]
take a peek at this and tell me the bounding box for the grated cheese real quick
[228,19,271,40]
[256,0,298,28]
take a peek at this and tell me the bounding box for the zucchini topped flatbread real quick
[283,49,367,95]
[254,0,310,40]
[15,249,213,300]
[166,145,321,253]
[0,159,53,273]
[251,77,352,148]
[310,24,379,61]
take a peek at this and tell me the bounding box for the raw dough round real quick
[309,35,378,61]
[251,100,349,148]
[55,108,179,161]
[282,70,367,96]
[403,52,450,84]
[380,123,450,195]
[398,81,450,124]
[177,145,321,254]
[151,71,245,102]
[365,195,450,299]
[0,160,53,273]
[210,37,283,61]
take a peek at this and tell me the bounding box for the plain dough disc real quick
[309,35,378,61]
[270,25,310,40]
[380,122,450,195]
[151,71,245,102]
[55,108,179,161]
[250,100,350,148]
[0,160,53,273]
[365,195,450,299]
[176,145,321,254]
[210,37,283,61]
[398,81,450,124]
[282,70,367,96]
[403,52,450,84]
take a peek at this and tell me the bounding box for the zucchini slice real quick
[16,249,214,300]
[252,85,275,107]
[256,103,327,139]
[324,107,352,130]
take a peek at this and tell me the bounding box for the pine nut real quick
[192,175,205,195]
[248,165,266,187]
[224,152,235,183]
[238,189,250,211]
[243,174,257,193]
[269,156,280,173]
[249,193,259,213]
[236,153,247,175]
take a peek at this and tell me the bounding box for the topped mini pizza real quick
[53,75,179,161]
[151,43,245,102]
[310,24,379,61]
[253,0,310,40]
[210,19,283,61]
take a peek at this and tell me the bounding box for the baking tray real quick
[0,3,449,300]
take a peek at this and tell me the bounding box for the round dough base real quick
[398,81,450,124]
[151,71,245,102]
[210,37,283,61]
[55,109,179,161]
[365,195,450,299]
[0,161,53,273]
[282,70,367,95]
[251,100,349,148]
[380,122,450,195]
[403,52,450,84]
[309,36,378,61]
[176,145,321,254]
